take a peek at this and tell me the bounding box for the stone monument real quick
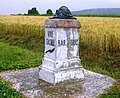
[39,6,84,85]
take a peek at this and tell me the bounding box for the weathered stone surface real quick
[39,67,84,84]
[40,18,84,84]
[45,19,81,28]
[0,68,116,98]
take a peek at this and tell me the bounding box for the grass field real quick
[0,77,22,98]
[0,42,42,98]
[0,16,120,53]
[0,16,120,98]
[0,42,43,71]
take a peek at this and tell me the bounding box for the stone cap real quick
[45,19,81,28]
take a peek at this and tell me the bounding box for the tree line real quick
[74,14,120,18]
[15,7,120,18]
[27,7,53,16]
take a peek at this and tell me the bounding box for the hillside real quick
[72,8,120,15]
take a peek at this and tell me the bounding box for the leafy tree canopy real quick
[46,9,53,16]
[28,7,39,15]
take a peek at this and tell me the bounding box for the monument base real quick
[39,66,84,85]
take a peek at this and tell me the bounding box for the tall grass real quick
[0,16,48,52]
[0,16,120,53]
[78,17,120,53]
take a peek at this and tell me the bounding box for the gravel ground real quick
[0,68,116,98]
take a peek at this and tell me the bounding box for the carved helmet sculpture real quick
[54,6,74,19]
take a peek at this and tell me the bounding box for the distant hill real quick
[72,8,120,15]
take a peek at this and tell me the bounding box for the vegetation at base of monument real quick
[0,16,120,97]
[0,42,43,71]
[0,42,43,97]
[100,81,120,98]
[81,51,120,79]
[0,78,22,98]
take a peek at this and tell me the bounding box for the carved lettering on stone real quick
[58,40,66,46]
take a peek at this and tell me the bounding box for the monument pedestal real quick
[39,67,84,85]
[39,19,84,85]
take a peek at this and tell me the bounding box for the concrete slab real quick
[0,68,116,98]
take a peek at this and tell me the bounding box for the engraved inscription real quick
[70,39,78,45]
[48,31,53,38]
[46,31,55,46]
[46,39,55,46]
[58,40,66,46]
[57,39,78,46]
[46,31,78,47]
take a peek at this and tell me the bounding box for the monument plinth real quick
[39,6,84,85]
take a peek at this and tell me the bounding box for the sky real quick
[0,0,120,15]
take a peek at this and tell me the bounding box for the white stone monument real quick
[39,6,84,85]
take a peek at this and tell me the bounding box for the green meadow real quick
[0,16,120,98]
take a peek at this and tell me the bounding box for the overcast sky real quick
[0,0,120,15]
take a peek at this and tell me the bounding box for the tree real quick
[46,9,53,16]
[28,7,39,15]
